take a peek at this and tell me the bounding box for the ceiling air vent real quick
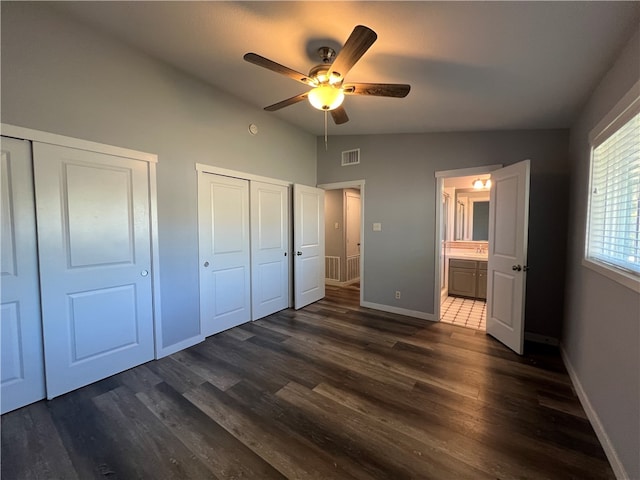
[341,148,360,166]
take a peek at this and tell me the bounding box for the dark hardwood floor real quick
[2,285,614,479]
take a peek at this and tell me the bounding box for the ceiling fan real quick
[243,25,411,125]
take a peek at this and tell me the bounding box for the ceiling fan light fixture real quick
[308,85,344,111]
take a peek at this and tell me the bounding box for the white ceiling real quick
[51,1,640,136]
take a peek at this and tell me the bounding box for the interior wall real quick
[564,25,640,480]
[317,129,570,338]
[1,3,317,353]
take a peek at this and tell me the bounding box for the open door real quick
[486,159,530,354]
[293,184,325,309]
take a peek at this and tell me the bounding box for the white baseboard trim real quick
[560,346,628,480]
[524,332,559,346]
[360,301,437,322]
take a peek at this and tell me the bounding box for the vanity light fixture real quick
[472,178,492,190]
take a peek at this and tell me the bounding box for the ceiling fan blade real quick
[327,25,377,80]
[264,92,309,111]
[343,83,411,98]
[331,106,349,125]
[244,53,315,86]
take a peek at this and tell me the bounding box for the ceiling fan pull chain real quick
[324,110,329,150]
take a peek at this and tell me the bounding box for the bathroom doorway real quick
[435,166,500,331]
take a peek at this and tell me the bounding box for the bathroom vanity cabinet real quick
[448,259,487,299]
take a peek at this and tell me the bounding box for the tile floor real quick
[440,296,486,330]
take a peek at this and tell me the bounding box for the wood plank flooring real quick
[1,285,614,479]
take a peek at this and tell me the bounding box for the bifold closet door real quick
[198,173,251,336]
[1,137,46,414]
[250,181,289,320]
[33,143,155,399]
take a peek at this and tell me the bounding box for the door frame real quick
[0,123,164,356]
[318,180,366,306]
[433,165,501,322]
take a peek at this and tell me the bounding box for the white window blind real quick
[586,110,640,275]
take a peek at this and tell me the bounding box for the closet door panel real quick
[0,137,46,413]
[33,143,155,399]
[198,173,251,336]
[251,181,289,320]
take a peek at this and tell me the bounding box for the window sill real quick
[582,258,640,294]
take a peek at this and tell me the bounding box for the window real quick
[585,85,640,290]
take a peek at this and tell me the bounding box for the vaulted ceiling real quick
[52,1,640,136]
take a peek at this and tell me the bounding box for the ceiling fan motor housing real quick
[243,25,409,122]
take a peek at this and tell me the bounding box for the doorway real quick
[318,180,365,304]
[435,161,531,354]
[435,166,500,331]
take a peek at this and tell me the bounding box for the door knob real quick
[203,261,210,267]
[512,264,522,271]
[141,270,149,277]
[296,251,302,256]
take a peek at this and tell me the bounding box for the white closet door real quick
[250,181,289,320]
[1,137,46,413]
[33,143,155,399]
[198,173,251,336]
[293,184,325,309]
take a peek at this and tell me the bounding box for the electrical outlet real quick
[395,291,401,299]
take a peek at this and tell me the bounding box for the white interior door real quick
[293,184,325,309]
[198,173,251,336]
[1,137,46,413]
[486,159,530,354]
[250,181,289,320]
[33,142,155,399]
[345,191,361,258]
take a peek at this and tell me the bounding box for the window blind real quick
[586,111,640,275]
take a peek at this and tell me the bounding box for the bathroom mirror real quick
[454,189,490,241]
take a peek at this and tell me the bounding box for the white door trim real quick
[318,180,366,306]
[195,163,291,187]
[0,123,164,359]
[1,124,157,163]
[433,166,502,322]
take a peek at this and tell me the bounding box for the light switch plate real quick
[373,222,382,231]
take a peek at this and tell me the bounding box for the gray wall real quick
[324,189,344,261]
[564,25,640,480]
[1,3,317,352]
[317,130,570,338]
